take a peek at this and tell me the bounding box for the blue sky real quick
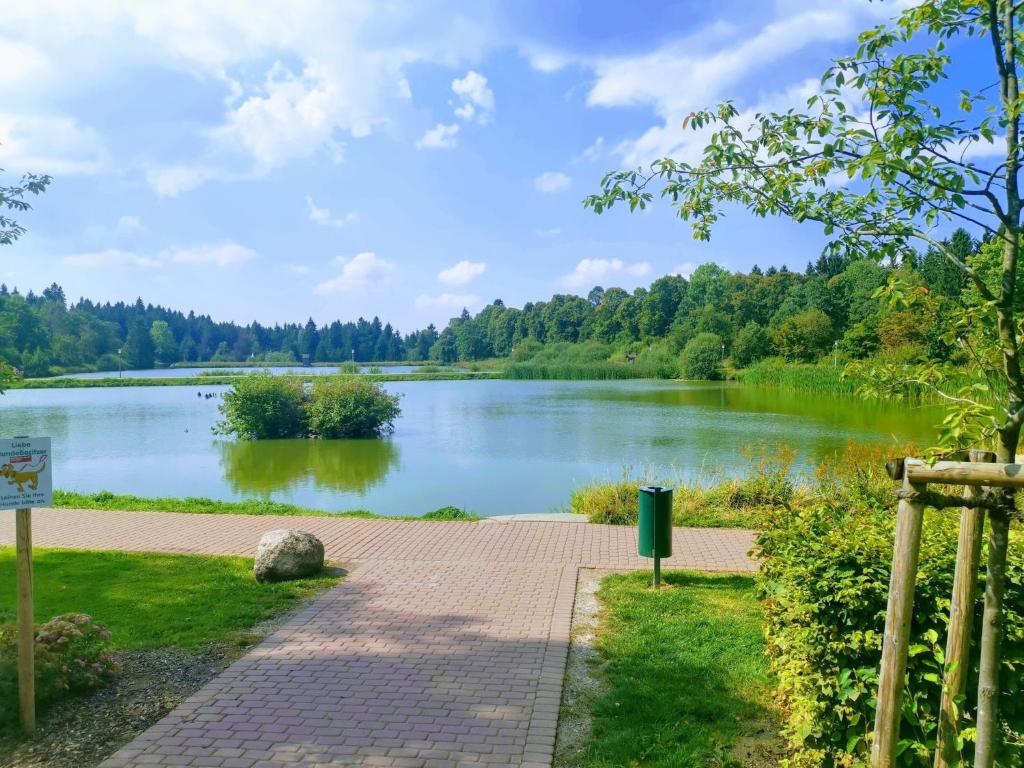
[0,0,991,330]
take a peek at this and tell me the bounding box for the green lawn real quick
[0,547,339,650]
[570,571,778,768]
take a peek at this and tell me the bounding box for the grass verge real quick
[52,489,481,521]
[559,571,779,768]
[0,547,339,651]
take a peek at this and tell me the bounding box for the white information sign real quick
[0,437,52,510]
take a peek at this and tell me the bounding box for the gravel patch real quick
[0,581,335,768]
[553,567,610,768]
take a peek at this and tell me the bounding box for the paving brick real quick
[0,509,754,767]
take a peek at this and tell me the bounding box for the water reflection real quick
[219,438,399,495]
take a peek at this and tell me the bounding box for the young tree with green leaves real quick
[586,2,1022,765]
[0,169,50,246]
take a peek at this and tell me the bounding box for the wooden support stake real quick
[872,473,927,768]
[974,504,1012,768]
[934,449,995,768]
[16,506,35,734]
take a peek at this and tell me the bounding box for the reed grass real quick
[502,362,656,380]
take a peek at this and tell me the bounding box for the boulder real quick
[253,529,325,583]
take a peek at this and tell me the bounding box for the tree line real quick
[0,284,440,375]
[0,227,982,376]
[428,227,981,375]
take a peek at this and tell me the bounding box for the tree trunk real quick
[973,429,1017,768]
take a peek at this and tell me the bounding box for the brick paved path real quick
[0,510,755,768]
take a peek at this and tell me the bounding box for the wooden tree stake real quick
[974,504,1012,768]
[16,506,35,734]
[872,473,926,768]
[934,450,995,768]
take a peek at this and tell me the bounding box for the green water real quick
[0,380,943,516]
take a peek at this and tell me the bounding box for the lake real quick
[56,365,425,378]
[0,380,942,516]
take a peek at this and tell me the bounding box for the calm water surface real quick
[57,365,424,378]
[0,380,942,516]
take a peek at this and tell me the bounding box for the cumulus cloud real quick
[561,258,650,289]
[61,249,160,268]
[164,241,256,266]
[414,292,479,310]
[61,239,256,269]
[113,215,145,237]
[451,70,495,124]
[438,259,486,286]
[305,195,357,228]
[314,251,395,294]
[0,112,107,174]
[417,122,460,149]
[673,262,698,279]
[570,2,903,166]
[534,171,571,193]
[577,136,604,162]
[146,165,231,198]
[0,2,494,191]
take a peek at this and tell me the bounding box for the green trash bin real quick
[639,485,672,586]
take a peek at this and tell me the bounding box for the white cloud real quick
[146,165,230,198]
[561,258,651,289]
[414,292,479,310]
[535,227,561,238]
[520,46,570,74]
[0,112,107,174]
[451,70,495,124]
[61,249,160,268]
[438,259,486,286]
[0,2,495,191]
[578,136,604,162]
[534,171,571,193]
[305,195,357,228]
[113,215,145,237]
[62,238,256,268]
[417,122,460,149]
[574,2,904,166]
[673,262,698,279]
[314,251,395,294]
[164,241,257,266]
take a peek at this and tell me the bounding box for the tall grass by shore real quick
[571,447,799,529]
[735,359,861,396]
[736,356,992,400]
[503,361,656,380]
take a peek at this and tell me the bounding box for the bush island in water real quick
[214,373,400,440]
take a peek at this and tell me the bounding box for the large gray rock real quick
[254,529,325,583]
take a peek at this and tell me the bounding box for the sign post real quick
[0,436,52,734]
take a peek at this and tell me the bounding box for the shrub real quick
[1,614,119,724]
[306,377,401,438]
[338,361,359,374]
[214,373,307,439]
[757,473,1024,766]
[680,332,723,380]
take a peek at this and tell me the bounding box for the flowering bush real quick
[0,613,119,724]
